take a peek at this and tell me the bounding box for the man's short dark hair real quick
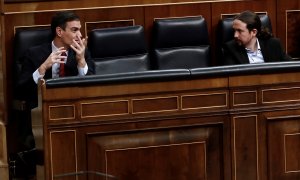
[51,11,80,39]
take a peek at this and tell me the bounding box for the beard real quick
[234,38,243,46]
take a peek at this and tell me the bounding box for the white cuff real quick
[78,63,88,76]
[33,69,44,84]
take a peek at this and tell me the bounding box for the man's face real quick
[232,19,257,47]
[58,20,82,47]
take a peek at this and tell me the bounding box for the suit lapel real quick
[258,39,268,62]
[235,44,249,64]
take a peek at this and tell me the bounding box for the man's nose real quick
[77,31,82,38]
[234,31,238,38]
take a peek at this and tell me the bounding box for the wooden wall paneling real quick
[50,130,77,179]
[265,110,300,180]
[38,75,231,179]
[43,86,229,125]
[276,0,300,59]
[86,123,223,180]
[74,7,145,36]
[276,0,300,57]
[35,67,300,180]
[231,110,258,180]
[232,115,259,180]
[285,10,300,59]
[262,85,300,105]
[1,0,9,177]
[228,71,300,180]
[51,114,231,180]
[42,78,228,103]
[231,89,258,108]
[3,0,240,13]
[256,113,268,180]
[0,12,6,127]
[0,121,8,180]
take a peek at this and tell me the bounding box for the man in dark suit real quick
[18,11,95,109]
[13,11,95,178]
[223,10,292,65]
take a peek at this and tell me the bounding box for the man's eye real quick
[71,28,79,32]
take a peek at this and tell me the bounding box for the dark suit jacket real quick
[222,38,292,65]
[17,43,95,109]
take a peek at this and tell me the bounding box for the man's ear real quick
[56,27,63,37]
[252,29,258,36]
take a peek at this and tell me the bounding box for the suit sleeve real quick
[277,39,293,61]
[16,49,40,109]
[222,42,237,65]
[265,38,293,62]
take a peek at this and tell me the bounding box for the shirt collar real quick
[245,38,261,53]
[51,41,68,55]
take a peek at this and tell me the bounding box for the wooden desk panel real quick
[37,77,230,180]
[34,71,300,180]
[87,123,222,180]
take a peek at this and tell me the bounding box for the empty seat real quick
[151,16,211,70]
[216,13,272,65]
[87,25,150,75]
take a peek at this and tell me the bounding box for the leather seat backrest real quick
[88,25,150,75]
[259,14,272,33]
[14,28,52,69]
[152,16,210,70]
[13,28,52,86]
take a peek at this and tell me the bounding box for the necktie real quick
[59,52,67,77]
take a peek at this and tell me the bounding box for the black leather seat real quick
[88,25,150,75]
[13,28,52,88]
[216,13,272,65]
[13,27,52,110]
[151,16,211,70]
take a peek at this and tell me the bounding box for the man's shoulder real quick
[23,43,52,62]
[224,39,236,46]
[258,37,281,45]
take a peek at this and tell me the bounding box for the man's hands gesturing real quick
[70,34,87,68]
[38,47,67,75]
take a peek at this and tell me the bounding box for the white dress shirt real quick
[245,39,265,64]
